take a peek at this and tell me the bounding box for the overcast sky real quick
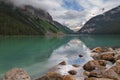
[7,0,120,31]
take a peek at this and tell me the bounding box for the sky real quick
[6,0,120,31]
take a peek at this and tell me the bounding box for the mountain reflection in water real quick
[48,39,92,79]
[49,38,92,67]
[0,35,120,79]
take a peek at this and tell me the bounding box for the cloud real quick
[7,0,62,10]
[49,39,92,66]
[3,0,120,31]
[58,10,84,19]
[50,0,120,31]
[77,0,120,23]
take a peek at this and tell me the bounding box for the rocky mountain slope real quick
[78,5,120,34]
[0,1,73,35]
[53,21,74,34]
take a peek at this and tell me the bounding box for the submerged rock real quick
[72,64,80,68]
[68,70,77,75]
[58,61,66,65]
[3,68,31,80]
[79,54,83,58]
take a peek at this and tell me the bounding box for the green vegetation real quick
[0,13,39,35]
[38,19,59,33]
[53,21,74,34]
[0,1,65,35]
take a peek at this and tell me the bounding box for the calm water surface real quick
[0,35,120,79]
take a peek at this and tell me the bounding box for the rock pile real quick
[36,72,73,80]
[84,47,120,80]
[2,47,120,80]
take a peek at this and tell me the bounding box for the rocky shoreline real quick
[2,47,120,80]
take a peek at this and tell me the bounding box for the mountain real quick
[0,1,72,35]
[78,5,120,34]
[53,21,74,34]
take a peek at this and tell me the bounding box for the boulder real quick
[91,52,115,61]
[114,54,120,61]
[100,52,115,62]
[89,68,105,78]
[3,68,31,80]
[107,48,114,52]
[85,77,114,80]
[36,72,63,80]
[63,75,74,80]
[92,47,113,53]
[83,60,99,71]
[92,47,103,53]
[103,69,119,80]
[110,65,120,74]
[36,72,73,80]
[91,51,116,62]
[114,48,120,54]
[83,71,90,77]
[98,60,107,66]
[68,70,77,75]
[83,60,106,71]
[84,65,106,78]
[90,52,101,60]
[116,60,120,66]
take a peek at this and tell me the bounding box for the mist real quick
[1,0,53,11]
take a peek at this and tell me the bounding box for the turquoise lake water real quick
[0,35,120,79]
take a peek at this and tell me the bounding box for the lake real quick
[0,35,120,79]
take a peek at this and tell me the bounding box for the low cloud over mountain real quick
[3,0,120,31]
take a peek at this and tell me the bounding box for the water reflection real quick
[49,39,92,66]
[0,35,120,79]
[48,38,93,79]
[0,36,71,78]
[79,35,120,49]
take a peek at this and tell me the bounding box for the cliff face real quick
[0,1,72,35]
[78,6,120,34]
